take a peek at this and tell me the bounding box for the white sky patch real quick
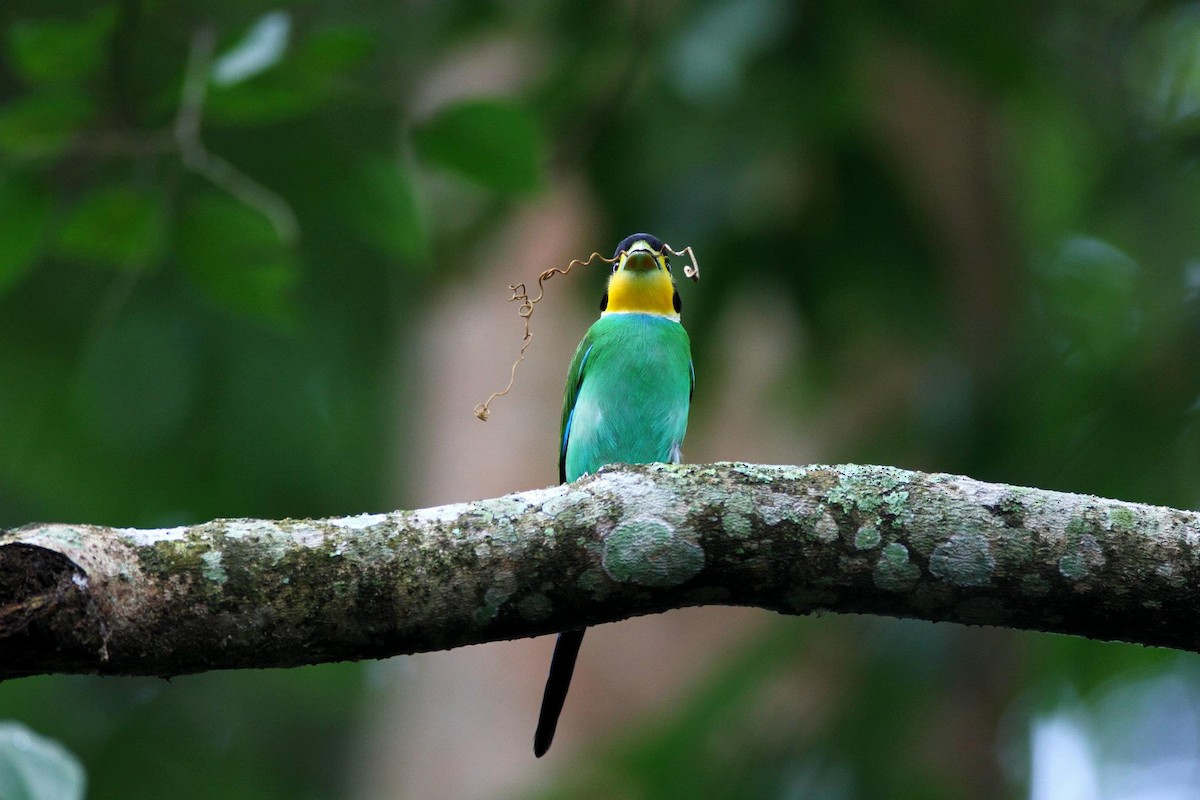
[1029,713,1100,800]
[1023,670,1200,800]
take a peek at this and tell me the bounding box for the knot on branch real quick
[0,543,106,676]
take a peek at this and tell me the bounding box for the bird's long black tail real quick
[533,628,586,757]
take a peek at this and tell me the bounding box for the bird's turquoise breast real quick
[563,313,692,482]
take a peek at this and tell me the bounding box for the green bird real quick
[534,233,694,757]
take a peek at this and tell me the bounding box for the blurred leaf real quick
[1006,95,1101,243]
[666,0,791,105]
[0,89,95,157]
[0,175,52,295]
[1035,235,1142,367]
[301,25,376,72]
[8,7,117,85]
[206,23,372,126]
[205,78,322,125]
[212,10,291,87]
[411,99,542,193]
[344,158,426,262]
[177,194,298,323]
[0,722,85,800]
[1127,4,1200,134]
[54,185,166,270]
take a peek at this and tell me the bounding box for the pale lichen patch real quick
[285,524,329,549]
[811,508,840,543]
[758,492,805,527]
[882,490,913,523]
[602,516,704,587]
[1015,494,1076,551]
[414,500,477,526]
[576,568,608,597]
[723,462,778,483]
[993,528,1035,571]
[854,525,881,550]
[117,526,188,546]
[1186,525,1200,548]
[963,478,1013,509]
[1059,533,1104,581]
[601,472,684,520]
[539,486,604,523]
[222,520,294,557]
[474,585,512,624]
[220,522,280,542]
[723,492,756,539]
[1155,562,1186,589]
[488,515,521,547]
[827,464,912,516]
[200,549,227,585]
[929,533,995,587]
[330,513,388,531]
[488,496,532,521]
[1107,505,1136,532]
[874,543,920,591]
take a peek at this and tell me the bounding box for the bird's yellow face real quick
[602,239,679,319]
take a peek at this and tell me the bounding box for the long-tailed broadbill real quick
[533,233,693,757]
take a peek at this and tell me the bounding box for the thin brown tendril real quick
[474,252,617,421]
[474,242,703,421]
[663,243,701,281]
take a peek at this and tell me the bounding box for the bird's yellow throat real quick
[602,267,678,318]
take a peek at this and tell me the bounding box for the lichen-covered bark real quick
[1,462,1198,679]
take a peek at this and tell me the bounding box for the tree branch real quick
[1,462,1197,680]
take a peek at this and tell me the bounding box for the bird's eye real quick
[612,261,619,273]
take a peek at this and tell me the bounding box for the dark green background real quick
[3,1,1200,797]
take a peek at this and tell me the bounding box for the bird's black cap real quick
[613,233,665,259]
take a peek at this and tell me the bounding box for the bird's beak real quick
[622,242,659,272]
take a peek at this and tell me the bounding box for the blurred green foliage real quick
[2,0,1200,798]
[412,100,542,194]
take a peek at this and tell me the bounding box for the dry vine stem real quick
[474,242,700,421]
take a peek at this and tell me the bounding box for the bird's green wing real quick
[558,328,595,484]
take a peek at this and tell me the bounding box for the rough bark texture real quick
[0,462,1196,679]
